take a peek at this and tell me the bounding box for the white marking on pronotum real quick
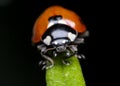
[68,32,76,41]
[58,20,67,25]
[43,36,51,45]
[47,19,67,28]
[64,19,75,28]
[47,19,75,28]
[47,21,57,28]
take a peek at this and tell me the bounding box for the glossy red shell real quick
[32,6,86,43]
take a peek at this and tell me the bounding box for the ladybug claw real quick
[53,51,57,57]
[39,60,54,70]
[62,60,71,65]
[38,60,46,66]
[42,65,46,70]
[80,54,86,59]
[75,54,86,59]
[46,64,54,69]
[38,61,42,65]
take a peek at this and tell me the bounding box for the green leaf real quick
[46,55,86,86]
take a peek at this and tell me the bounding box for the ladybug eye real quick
[43,35,52,45]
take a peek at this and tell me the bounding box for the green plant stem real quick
[46,55,86,86]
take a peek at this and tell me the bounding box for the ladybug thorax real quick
[41,15,78,47]
[42,24,78,46]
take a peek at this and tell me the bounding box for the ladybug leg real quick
[62,45,77,65]
[74,30,89,44]
[38,60,49,70]
[69,45,86,59]
[66,49,71,57]
[37,44,55,69]
[74,38,84,44]
[75,54,86,59]
[40,51,54,70]
[62,60,70,65]
[80,30,89,37]
[69,45,78,52]
[62,49,71,65]
[53,51,57,57]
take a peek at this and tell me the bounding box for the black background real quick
[0,0,114,86]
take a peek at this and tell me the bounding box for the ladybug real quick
[32,6,89,69]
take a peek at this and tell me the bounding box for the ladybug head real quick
[42,24,78,52]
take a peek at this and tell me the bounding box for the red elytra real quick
[32,6,86,44]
